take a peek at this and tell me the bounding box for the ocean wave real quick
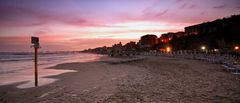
[0,58,34,62]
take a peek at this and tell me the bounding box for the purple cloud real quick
[179,3,197,9]
[0,6,106,28]
[175,0,183,3]
[0,6,44,27]
[213,4,226,9]
[189,4,197,9]
[155,9,169,17]
[179,3,187,9]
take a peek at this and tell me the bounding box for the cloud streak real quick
[213,4,226,9]
[0,6,109,28]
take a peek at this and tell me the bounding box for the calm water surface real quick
[0,52,103,88]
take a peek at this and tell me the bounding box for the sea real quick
[0,52,103,88]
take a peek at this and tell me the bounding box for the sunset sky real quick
[0,0,239,52]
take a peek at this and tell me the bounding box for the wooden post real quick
[32,36,39,87]
[34,47,38,87]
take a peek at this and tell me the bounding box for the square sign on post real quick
[31,36,39,44]
[31,36,40,87]
[31,37,40,48]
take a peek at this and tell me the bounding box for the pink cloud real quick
[69,38,137,49]
[0,36,138,52]
[82,29,182,36]
[200,11,206,15]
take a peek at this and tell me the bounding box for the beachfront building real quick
[184,15,240,36]
[158,32,185,43]
[174,32,185,38]
[184,23,218,35]
[138,34,158,50]
[159,33,175,43]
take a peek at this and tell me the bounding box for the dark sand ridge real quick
[0,56,240,103]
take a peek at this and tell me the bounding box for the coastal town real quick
[82,14,240,82]
[83,14,240,57]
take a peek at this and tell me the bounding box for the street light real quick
[214,49,219,52]
[234,46,239,50]
[166,47,171,52]
[201,46,206,50]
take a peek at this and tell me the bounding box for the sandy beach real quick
[0,56,240,103]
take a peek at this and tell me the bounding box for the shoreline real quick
[0,55,139,89]
[0,53,105,89]
[0,56,240,102]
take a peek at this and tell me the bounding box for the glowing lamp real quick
[234,46,239,50]
[166,47,171,52]
[201,46,206,50]
[214,49,219,52]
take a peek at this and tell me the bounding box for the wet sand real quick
[0,56,240,103]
